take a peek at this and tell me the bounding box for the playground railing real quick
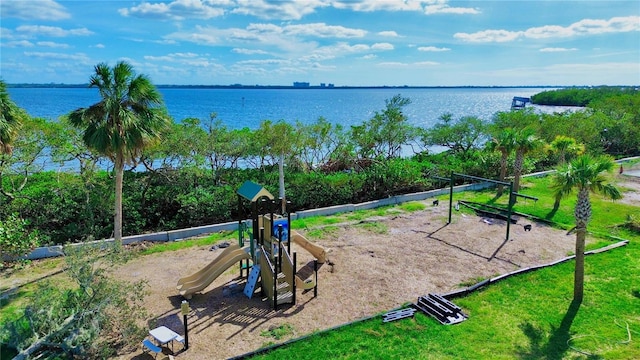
[259,246,276,304]
[280,248,296,299]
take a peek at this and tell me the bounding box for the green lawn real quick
[246,176,640,359]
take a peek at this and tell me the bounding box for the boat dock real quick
[511,96,531,110]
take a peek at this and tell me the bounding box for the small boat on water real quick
[511,96,531,110]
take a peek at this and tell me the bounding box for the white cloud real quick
[166,22,367,54]
[16,25,93,37]
[236,59,290,65]
[333,0,478,15]
[117,0,478,22]
[1,40,35,48]
[540,47,578,52]
[23,51,90,62]
[333,0,425,12]
[119,0,227,20]
[378,61,438,67]
[144,52,202,62]
[361,54,377,59]
[1,0,70,21]
[282,23,367,38]
[418,46,450,52]
[425,3,480,15]
[454,29,522,43]
[378,31,399,37]
[37,41,70,48]
[233,48,269,55]
[93,44,105,49]
[456,15,640,43]
[371,42,394,50]
[232,0,328,20]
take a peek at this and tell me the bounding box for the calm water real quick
[8,87,556,130]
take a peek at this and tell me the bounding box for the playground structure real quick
[176,181,325,309]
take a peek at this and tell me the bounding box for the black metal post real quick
[292,252,297,304]
[269,199,275,239]
[506,182,514,241]
[448,171,454,224]
[180,300,189,350]
[286,202,291,253]
[274,254,278,310]
[313,259,318,298]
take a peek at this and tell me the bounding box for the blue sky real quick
[1,0,639,86]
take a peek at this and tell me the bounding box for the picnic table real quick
[149,326,180,350]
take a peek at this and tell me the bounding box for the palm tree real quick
[513,128,543,192]
[487,128,516,196]
[0,79,26,154]
[552,154,621,302]
[69,62,168,245]
[548,135,584,165]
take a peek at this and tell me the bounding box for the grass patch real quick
[140,231,235,255]
[398,201,426,212]
[458,276,489,288]
[260,323,294,340]
[307,226,338,239]
[356,222,388,234]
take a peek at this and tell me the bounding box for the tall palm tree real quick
[548,135,584,166]
[0,79,26,154]
[513,128,543,192]
[69,62,168,245]
[487,128,516,196]
[552,154,621,302]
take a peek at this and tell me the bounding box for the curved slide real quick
[177,244,251,299]
[291,231,326,263]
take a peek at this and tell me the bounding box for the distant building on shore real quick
[293,82,335,88]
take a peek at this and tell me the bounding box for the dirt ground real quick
[113,200,617,360]
[5,173,637,360]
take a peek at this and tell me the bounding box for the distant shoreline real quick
[6,84,574,90]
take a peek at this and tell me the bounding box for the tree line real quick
[1,65,639,249]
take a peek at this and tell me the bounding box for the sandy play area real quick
[114,201,592,360]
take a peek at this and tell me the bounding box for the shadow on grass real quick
[545,207,559,220]
[517,299,599,360]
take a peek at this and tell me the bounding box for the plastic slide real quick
[291,231,327,264]
[176,244,251,299]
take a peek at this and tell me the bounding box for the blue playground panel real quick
[273,219,289,240]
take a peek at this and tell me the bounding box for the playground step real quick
[382,308,416,323]
[276,280,292,294]
[276,291,293,305]
[414,294,467,325]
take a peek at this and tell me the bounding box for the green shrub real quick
[0,214,42,266]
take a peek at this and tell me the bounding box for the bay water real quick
[8,87,555,130]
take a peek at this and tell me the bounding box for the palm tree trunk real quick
[513,151,524,192]
[279,152,286,213]
[497,152,507,196]
[114,153,124,247]
[574,227,586,302]
[573,188,591,302]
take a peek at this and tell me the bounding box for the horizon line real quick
[7,83,637,89]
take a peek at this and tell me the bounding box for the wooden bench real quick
[142,339,162,358]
